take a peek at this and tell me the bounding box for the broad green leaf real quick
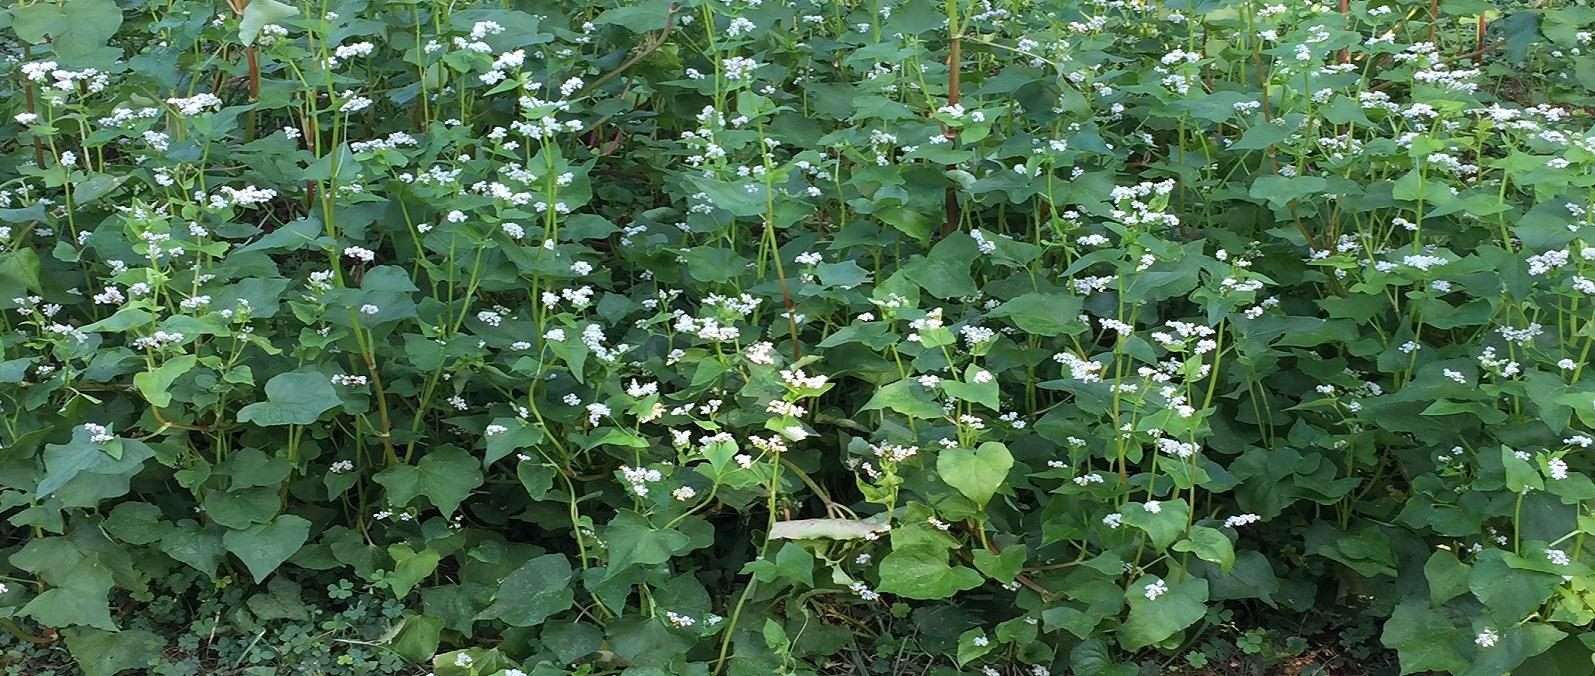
[972,544,1026,583]
[475,554,574,626]
[876,545,983,599]
[223,514,311,582]
[483,417,544,465]
[102,502,169,545]
[744,541,814,587]
[203,487,280,530]
[1425,549,1471,606]
[603,511,688,578]
[237,370,341,426]
[11,0,121,63]
[384,612,443,664]
[1120,577,1208,650]
[63,628,164,676]
[1172,526,1235,571]
[1250,174,1328,210]
[1381,602,1468,674]
[159,521,227,579]
[1120,500,1192,549]
[1465,623,1566,676]
[20,558,117,630]
[956,628,996,667]
[238,0,297,45]
[988,292,1084,337]
[902,233,978,299]
[937,442,1013,507]
[373,446,484,515]
[134,354,196,408]
[940,365,1000,411]
[388,544,441,598]
[860,379,943,419]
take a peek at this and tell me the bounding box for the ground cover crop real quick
[3,0,1595,674]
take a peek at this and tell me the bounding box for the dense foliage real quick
[3,0,1595,673]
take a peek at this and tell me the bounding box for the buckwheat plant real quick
[2,0,1594,674]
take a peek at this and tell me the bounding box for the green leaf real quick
[63,628,164,676]
[936,442,1013,507]
[483,417,544,465]
[1120,500,1192,549]
[11,0,121,63]
[203,487,280,530]
[0,249,42,299]
[159,521,227,579]
[475,554,574,626]
[38,427,150,498]
[940,364,1000,411]
[860,379,944,419]
[1172,526,1235,571]
[19,558,117,630]
[603,511,689,577]
[384,613,443,664]
[744,541,814,587]
[516,461,555,500]
[592,0,673,32]
[388,544,441,599]
[134,355,196,408]
[1425,549,1471,605]
[373,447,484,516]
[875,545,983,600]
[814,260,871,289]
[956,628,997,667]
[972,544,1026,583]
[237,370,341,426]
[223,514,311,583]
[903,233,978,299]
[988,292,1084,336]
[238,0,297,45]
[1381,601,1468,674]
[1120,577,1208,650]
[1250,174,1328,210]
[102,502,169,545]
[1465,623,1566,676]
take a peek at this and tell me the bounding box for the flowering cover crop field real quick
[3,0,1595,673]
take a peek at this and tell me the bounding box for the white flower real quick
[83,423,114,444]
[1144,579,1168,600]
[1475,629,1498,648]
[1548,458,1569,480]
[726,17,756,37]
[1224,513,1261,528]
